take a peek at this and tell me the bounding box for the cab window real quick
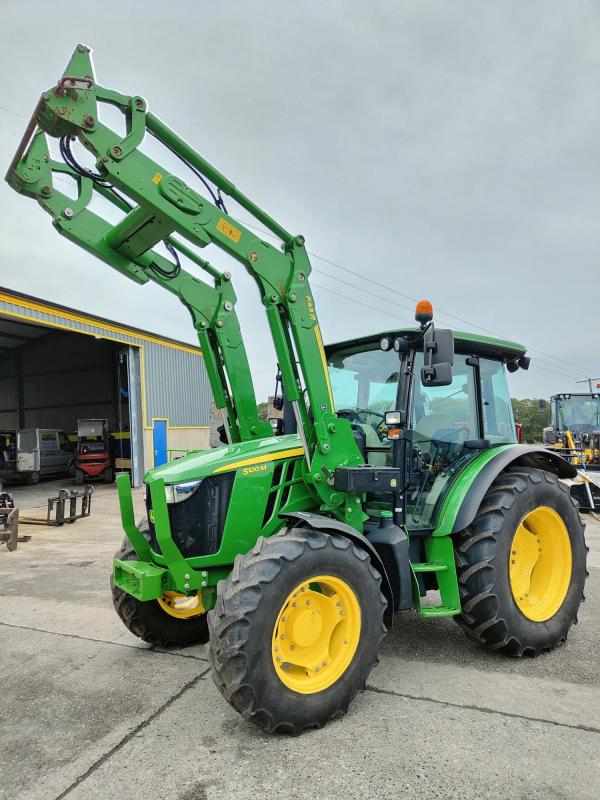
[328,347,400,461]
[480,359,516,444]
[407,353,480,528]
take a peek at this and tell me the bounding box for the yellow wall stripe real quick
[0,291,202,356]
[213,447,304,474]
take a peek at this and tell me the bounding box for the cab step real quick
[411,562,448,573]
[419,605,461,617]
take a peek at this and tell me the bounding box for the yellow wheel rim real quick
[157,591,205,619]
[509,506,572,622]
[271,575,361,695]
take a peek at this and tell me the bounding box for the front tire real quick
[454,467,587,655]
[110,522,209,648]
[208,527,387,734]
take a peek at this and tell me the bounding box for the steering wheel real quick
[337,408,389,442]
[337,408,385,423]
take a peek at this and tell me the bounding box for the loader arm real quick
[5,44,364,525]
[6,96,271,445]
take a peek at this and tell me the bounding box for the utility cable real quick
[0,104,595,376]
[235,214,595,377]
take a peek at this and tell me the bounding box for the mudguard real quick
[436,445,577,536]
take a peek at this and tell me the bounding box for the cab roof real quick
[326,328,527,362]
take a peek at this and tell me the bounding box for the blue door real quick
[152,420,167,467]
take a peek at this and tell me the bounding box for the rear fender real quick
[435,445,577,536]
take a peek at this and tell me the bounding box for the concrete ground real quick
[1,477,599,800]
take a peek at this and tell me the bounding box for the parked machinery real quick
[76,419,113,484]
[5,45,588,733]
[543,393,600,468]
[0,428,73,485]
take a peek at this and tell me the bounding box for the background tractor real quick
[543,393,600,513]
[543,393,600,467]
[5,45,588,734]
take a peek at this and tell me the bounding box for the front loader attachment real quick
[5,43,366,526]
[6,44,271,445]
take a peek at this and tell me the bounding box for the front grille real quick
[145,473,235,558]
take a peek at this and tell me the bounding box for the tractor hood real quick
[146,434,304,486]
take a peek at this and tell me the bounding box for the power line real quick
[0,104,26,121]
[236,214,594,378]
[311,282,415,327]
[0,104,594,379]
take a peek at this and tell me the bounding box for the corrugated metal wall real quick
[0,354,18,429]
[0,333,127,432]
[0,294,212,429]
[144,343,212,426]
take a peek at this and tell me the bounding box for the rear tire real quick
[454,467,587,655]
[208,527,387,734]
[26,471,40,486]
[110,521,209,648]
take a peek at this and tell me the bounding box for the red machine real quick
[515,422,523,443]
[75,419,113,484]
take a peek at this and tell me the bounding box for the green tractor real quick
[6,45,587,734]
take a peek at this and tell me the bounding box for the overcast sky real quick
[1,1,599,401]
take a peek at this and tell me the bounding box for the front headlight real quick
[164,480,203,504]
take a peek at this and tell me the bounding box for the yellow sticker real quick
[152,172,163,185]
[216,217,241,243]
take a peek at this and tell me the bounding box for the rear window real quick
[18,431,37,451]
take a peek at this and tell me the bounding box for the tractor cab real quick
[326,328,527,532]
[543,393,600,470]
[545,393,600,442]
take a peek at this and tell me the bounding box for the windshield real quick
[555,396,600,434]
[328,346,399,445]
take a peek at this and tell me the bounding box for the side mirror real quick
[421,327,454,387]
[538,399,547,412]
[269,417,284,436]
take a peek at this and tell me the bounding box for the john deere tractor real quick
[6,46,587,734]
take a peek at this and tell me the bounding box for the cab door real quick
[406,353,481,531]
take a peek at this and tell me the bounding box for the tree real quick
[511,398,551,443]
[257,401,268,421]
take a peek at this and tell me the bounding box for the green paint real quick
[434,445,514,536]
[8,46,542,621]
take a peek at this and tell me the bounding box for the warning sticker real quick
[216,217,241,243]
